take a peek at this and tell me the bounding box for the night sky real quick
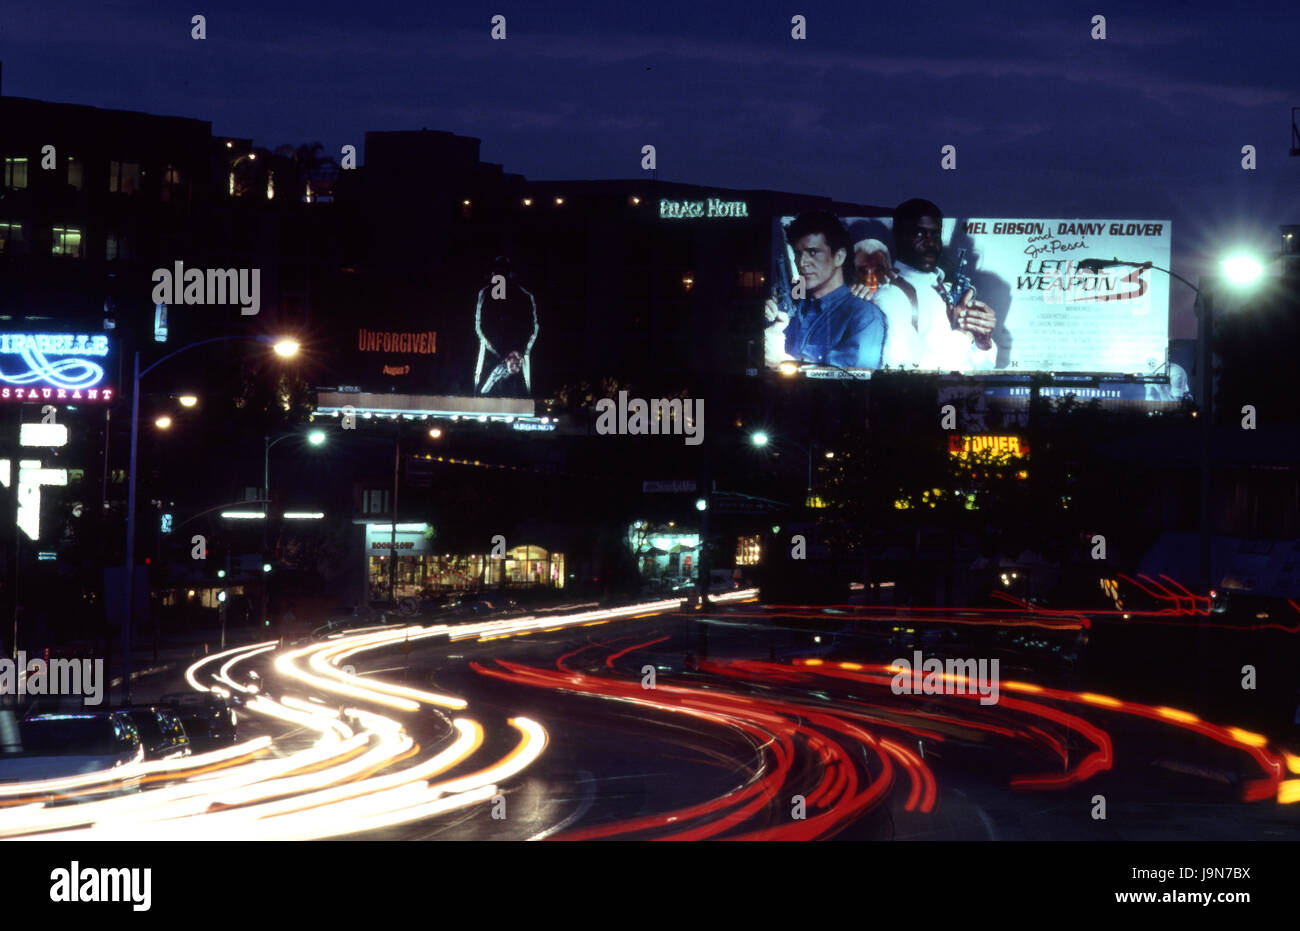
[5,0,1298,337]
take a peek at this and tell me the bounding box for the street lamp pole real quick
[123,350,142,703]
[122,335,296,704]
[1196,280,1214,597]
[263,435,272,554]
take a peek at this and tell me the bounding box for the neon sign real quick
[948,434,1028,461]
[0,333,114,402]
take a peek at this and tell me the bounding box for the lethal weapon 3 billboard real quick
[765,211,1171,376]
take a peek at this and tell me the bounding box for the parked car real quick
[120,706,192,761]
[0,712,143,784]
[156,692,238,751]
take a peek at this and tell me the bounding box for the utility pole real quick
[220,548,231,650]
[388,420,401,605]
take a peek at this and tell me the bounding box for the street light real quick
[177,395,198,408]
[264,427,328,538]
[122,333,298,703]
[154,416,172,429]
[1222,255,1263,285]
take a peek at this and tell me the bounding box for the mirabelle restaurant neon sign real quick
[0,333,114,402]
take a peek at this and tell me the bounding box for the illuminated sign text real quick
[358,329,437,354]
[948,435,1028,461]
[0,333,114,402]
[659,198,749,219]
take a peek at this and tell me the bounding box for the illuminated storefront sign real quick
[0,333,114,402]
[365,523,433,555]
[659,197,749,219]
[948,434,1028,461]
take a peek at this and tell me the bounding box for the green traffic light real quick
[217,569,226,578]
[262,563,272,573]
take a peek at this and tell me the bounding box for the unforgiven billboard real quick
[764,203,1171,377]
[329,253,541,400]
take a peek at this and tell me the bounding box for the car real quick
[120,706,192,761]
[0,712,143,784]
[156,692,238,751]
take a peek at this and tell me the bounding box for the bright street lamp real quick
[1222,255,1263,286]
[751,431,770,447]
[307,430,326,446]
[177,395,198,408]
[273,339,300,358]
[154,415,173,429]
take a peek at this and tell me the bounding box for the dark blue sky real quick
[5,0,1297,336]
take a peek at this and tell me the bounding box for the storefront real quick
[364,523,564,598]
[628,521,701,585]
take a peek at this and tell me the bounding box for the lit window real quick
[52,227,83,258]
[106,231,133,262]
[3,157,28,190]
[0,222,25,254]
[109,160,141,195]
[161,164,182,202]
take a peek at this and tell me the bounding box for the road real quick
[2,589,1298,840]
